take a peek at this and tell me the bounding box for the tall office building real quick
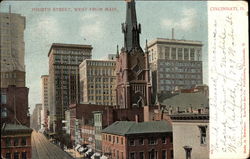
[0,13,26,88]
[41,75,49,130]
[79,59,116,106]
[48,43,92,132]
[148,38,203,98]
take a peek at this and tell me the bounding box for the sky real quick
[1,1,208,113]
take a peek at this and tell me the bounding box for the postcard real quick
[0,1,248,159]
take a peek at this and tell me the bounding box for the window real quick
[165,47,170,59]
[198,126,207,144]
[171,48,176,60]
[130,152,135,159]
[183,146,192,159]
[129,139,135,146]
[121,138,123,145]
[162,150,166,159]
[109,135,111,142]
[171,150,174,159]
[149,138,156,145]
[162,137,166,144]
[116,137,119,144]
[178,48,183,60]
[14,138,19,146]
[139,152,144,159]
[1,94,7,104]
[149,150,157,159]
[139,138,144,145]
[6,138,11,147]
[116,150,119,159]
[22,152,27,159]
[21,137,26,146]
[14,152,19,159]
[5,153,11,159]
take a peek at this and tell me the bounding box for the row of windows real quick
[5,137,27,147]
[159,67,201,73]
[159,61,201,67]
[88,89,113,94]
[87,68,115,76]
[1,73,17,78]
[4,152,27,159]
[54,49,90,55]
[160,79,202,85]
[87,77,115,82]
[159,73,201,79]
[87,61,116,66]
[88,84,114,89]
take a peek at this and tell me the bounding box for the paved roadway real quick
[32,131,73,159]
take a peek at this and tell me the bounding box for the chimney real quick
[135,114,139,123]
[172,28,174,39]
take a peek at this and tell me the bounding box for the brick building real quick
[1,85,30,127]
[68,104,144,149]
[1,123,33,159]
[102,121,173,159]
[48,43,92,133]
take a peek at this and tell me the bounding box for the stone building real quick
[30,104,42,131]
[1,123,33,159]
[1,85,30,127]
[41,75,49,131]
[102,121,173,159]
[48,43,92,133]
[0,13,26,88]
[79,59,116,106]
[148,38,203,100]
[116,0,152,109]
[170,114,209,159]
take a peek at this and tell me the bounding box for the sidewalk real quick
[65,149,85,159]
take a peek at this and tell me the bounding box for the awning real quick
[74,144,81,151]
[91,153,101,159]
[100,155,108,159]
[85,148,93,155]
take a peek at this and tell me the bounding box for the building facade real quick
[170,114,209,159]
[102,121,173,159]
[41,75,49,131]
[48,43,92,133]
[148,38,203,98]
[79,59,116,105]
[1,124,33,159]
[0,13,26,88]
[0,85,30,127]
[30,104,42,131]
[116,0,152,109]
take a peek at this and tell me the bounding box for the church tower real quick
[116,0,152,109]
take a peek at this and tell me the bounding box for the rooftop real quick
[48,43,93,57]
[162,92,208,108]
[170,114,209,120]
[1,123,33,134]
[148,38,202,48]
[102,120,172,136]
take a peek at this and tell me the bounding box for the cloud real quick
[161,8,197,31]
[79,13,105,40]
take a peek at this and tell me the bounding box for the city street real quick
[31,131,73,159]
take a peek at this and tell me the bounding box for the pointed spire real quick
[116,45,119,58]
[122,0,141,52]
